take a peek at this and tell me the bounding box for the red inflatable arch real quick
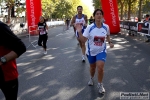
[101,0,120,34]
[26,0,120,34]
[26,0,42,34]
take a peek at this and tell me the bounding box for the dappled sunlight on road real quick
[18,86,39,100]
[43,66,55,71]
[107,91,120,100]
[26,49,37,53]
[133,58,145,66]
[110,77,127,86]
[105,64,122,72]
[33,88,49,97]
[17,62,31,67]
[48,87,85,100]
[47,80,61,86]
[26,71,43,80]
[1,26,150,100]
[48,47,59,50]
[113,38,127,42]
[63,49,75,54]
[27,51,41,57]
[42,55,55,60]
[108,43,125,50]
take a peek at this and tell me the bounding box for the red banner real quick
[101,0,120,34]
[26,0,42,34]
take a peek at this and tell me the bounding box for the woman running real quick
[38,16,48,54]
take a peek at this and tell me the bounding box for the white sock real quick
[98,82,102,85]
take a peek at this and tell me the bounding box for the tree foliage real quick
[15,6,25,17]
[92,0,101,9]
[142,0,150,14]
[2,0,15,22]
[41,0,92,19]
[93,0,150,21]
[0,0,25,23]
[1,0,92,22]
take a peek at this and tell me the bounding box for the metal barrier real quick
[137,22,150,41]
[46,21,65,27]
[10,23,28,35]
[27,25,39,48]
[120,21,150,41]
[120,21,130,35]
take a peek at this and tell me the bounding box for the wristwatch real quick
[0,57,7,64]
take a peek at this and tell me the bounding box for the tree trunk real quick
[128,2,131,20]
[7,6,12,24]
[120,3,123,20]
[138,0,142,22]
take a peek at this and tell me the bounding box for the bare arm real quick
[78,31,87,43]
[46,23,48,30]
[106,35,114,48]
[84,15,88,26]
[0,51,18,65]
[106,35,111,43]
[75,23,87,43]
[71,16,76,26]
[0,22,26,65]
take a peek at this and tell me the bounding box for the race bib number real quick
[39,29,46,35]
[94,36,105,46]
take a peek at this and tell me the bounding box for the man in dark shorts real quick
[66,18,70,30]
[89,16,94,25]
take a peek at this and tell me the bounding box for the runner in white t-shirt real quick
[75,9,114,94]
[71,6,88,62]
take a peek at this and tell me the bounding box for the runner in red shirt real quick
[0,21,26,100]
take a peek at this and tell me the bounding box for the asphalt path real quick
[0,26,150,100]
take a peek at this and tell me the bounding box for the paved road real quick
[0,26,150,100]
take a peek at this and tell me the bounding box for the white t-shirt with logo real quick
[75,14,86,37]
[75,14,85,26]
[83,23,110,56]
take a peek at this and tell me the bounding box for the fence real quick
[10,23,28,35]
[27,25,39,49]
[0,17,26,24]
[46,21,65,27]
[2,20,65,38]
[120,21,150,41]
